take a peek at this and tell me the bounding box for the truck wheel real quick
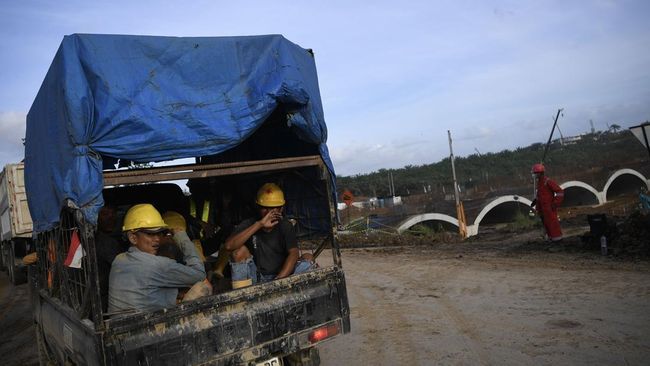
[0,243,7,271]
[8,242,27,285]
[7,244,15,284]
[284,347,320,366]
[0,242,6,271]
[36,325,56,366]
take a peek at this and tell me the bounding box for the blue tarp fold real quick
[25,34,333,233]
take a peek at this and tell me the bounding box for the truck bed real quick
[103,266,349,365]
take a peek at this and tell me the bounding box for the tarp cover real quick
[25,34,333,233]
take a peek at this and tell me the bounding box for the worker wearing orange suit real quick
[530,163,564,241]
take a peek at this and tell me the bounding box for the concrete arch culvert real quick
[471,195,533,236]
[397,213,459,234]
[603,169,649,201]
[560,181,603,206]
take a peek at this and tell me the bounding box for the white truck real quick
[0,162,33,284]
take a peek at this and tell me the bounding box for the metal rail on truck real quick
[103,156,325,186]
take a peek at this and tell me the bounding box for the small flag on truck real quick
[64,230,85,268]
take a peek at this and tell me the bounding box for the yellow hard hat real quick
[122,204,168,232]
[162,211,187,231]
[256,183,285,207]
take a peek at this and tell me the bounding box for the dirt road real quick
[0,271,37,366]
[2,236,650,365]
[320,243,650,365]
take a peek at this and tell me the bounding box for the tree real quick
[609,124,621,133]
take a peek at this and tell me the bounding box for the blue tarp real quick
[25,34,334,233]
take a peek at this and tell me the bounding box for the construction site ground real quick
[1,210,649,365]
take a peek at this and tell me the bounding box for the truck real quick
[0,162,33,285]
[25,34,349,365]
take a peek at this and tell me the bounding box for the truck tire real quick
[284,347,320,366]
[0,242,6,271]
[7,243,16,284]
[8,241,27,285]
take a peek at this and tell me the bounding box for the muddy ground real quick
[319,221,650,365]
[321,252,650,364]
[1,216,649,365]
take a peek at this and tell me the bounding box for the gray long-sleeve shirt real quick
[108,231,205,314]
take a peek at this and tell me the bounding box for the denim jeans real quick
[293,259,315,274]
[230,257,317,284]
[230,257,257,285]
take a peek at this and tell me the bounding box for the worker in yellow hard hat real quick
[108,204,206,313]
[161,210,207,262]
[224,183,315,289]
[159,210,213,302]
[157,211,188,263]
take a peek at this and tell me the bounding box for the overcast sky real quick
[1,0,649,176]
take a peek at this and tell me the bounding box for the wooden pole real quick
[448,130,467,238]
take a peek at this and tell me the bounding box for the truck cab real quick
[25,34,349,365]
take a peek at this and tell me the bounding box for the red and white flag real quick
[64,230,85,268]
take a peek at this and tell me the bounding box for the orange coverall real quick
[535,176,564,241]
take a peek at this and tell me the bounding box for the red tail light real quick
[308,322,340,343]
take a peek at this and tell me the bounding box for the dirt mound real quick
[608,211,650,256]
[333,210,650,261]
[336,231,461,249]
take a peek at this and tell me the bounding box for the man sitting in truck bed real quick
[224,183,315,288]
[108,204,205,313]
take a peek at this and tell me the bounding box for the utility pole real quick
[448,130,467,238]
[542,108,564,163]
[387,173,392,196]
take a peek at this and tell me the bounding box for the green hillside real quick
[336,129,649,199]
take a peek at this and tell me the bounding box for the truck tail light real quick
[308,322,340,344]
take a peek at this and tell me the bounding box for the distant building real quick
[562,135,583,144]
[337,196,403,210]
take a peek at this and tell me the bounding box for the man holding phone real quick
[224,183,314,288]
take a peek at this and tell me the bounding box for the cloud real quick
[3,0,650,177]
[330,136,449,176]
[0,111,26,166]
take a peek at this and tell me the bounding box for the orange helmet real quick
[531,163,545,174]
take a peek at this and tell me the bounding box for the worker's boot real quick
[183,278,213,301]
[231,278,252,289]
